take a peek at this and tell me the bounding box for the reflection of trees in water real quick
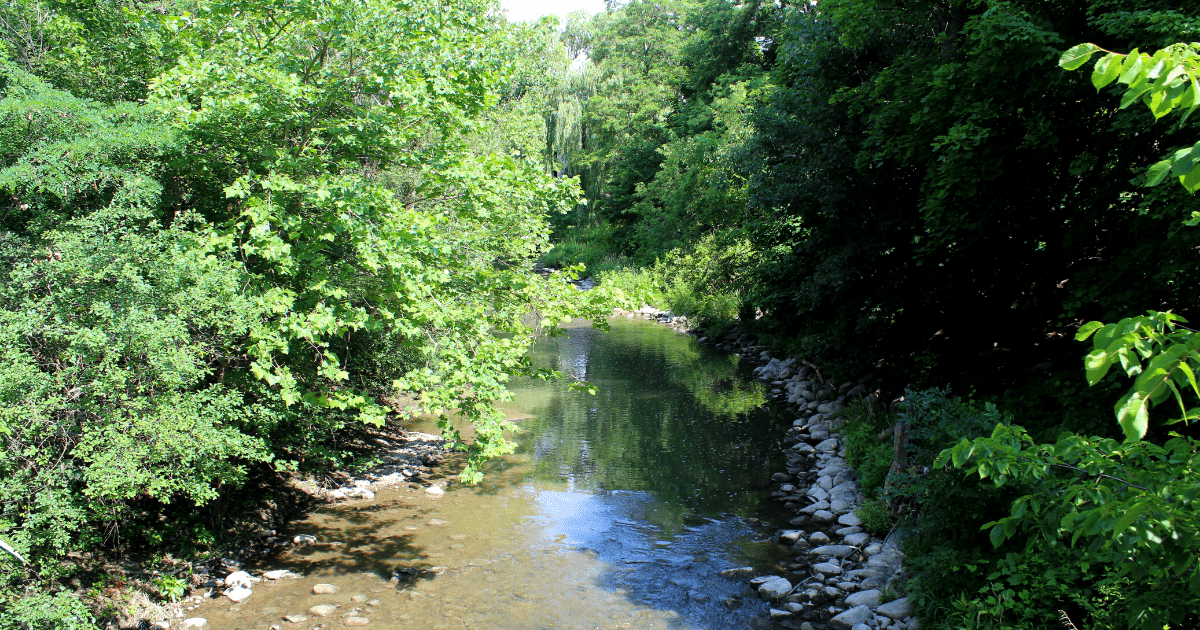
[511,321,782,529]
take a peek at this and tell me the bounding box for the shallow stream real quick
[198,318,790,630]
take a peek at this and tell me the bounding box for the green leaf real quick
[1075,321,1104,341]
[1112,501,1148,537]
[1060,43,1101,71]
[989,522,1007,548]
[1115,391,1150,441]
[1146,159,1173,187]
[1092,54,1123,90]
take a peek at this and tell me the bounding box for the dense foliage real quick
[0,0,605,626]
[539,0,1200,628]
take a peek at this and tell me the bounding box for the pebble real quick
[425,486,445,497]
[224,586,252,603]
[344,618,370,627]
[308,604,338,617]
[294,534,317,545]
[283,615,308,624]
[428,519,450,527]
[263,570,293,580]
[312,584,340,595]
[182,620,207,629]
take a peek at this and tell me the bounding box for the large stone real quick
[344,617,370,626]
[425,485,445,498]
[812,510,835,523]
[224,571,258,588]
[779,530,805,545]
[758,577,793,600]
[815,438,840,453]
[800,500,830,514]
[838,510,862,526]
[817,476,835,490]
[813,562,843,577]
[718,567,755,578]
[308,604,338,617]
[845,589,881,608]
[830,605,874,630]
[810,545,856,558]
[843,532,871,547]
[750,575,783,586]
[808,531,831,545]
[311,583,340,595]
[877,597,913,620]
[770,609,793,620]
[182,620,207,629]
[224,586,252,603]
[263,570,293,580]
[830,499,853,514]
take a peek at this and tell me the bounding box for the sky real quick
[499,0,606,25]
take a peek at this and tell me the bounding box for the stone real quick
[350,595,367,603]
[224,571,258,588]
[815,438,840,452]
[425,485,445,497]
[283,615,308,624]
[689,591,711,603]
[344,617,370,627]
[830,499,854,514]
[808,531,831,545]
[830,605,874,630]
[813,562,843,577]
[907,619,920,630]
[835,526,862,537]
[877,597,913,620]
[758,577,793,600]
[845,589,881,608]
[293,534,317,545]
[182,619,207,629]
[779,484,796,493]
[263,570,293,580]
[312,583,340,595]
[750,575,783,585]
[779,530,805,545]
[852,624,871,630]
[308,604,338,617]
[823,586,842,599]
[843,532,871,547]
[864,543,884,556]
[818,475,835,490]
[427,519,450,527]
[839,513,863,527]
[718,567,755,578]
[152,622,170,630]
[810,545,856,558]
[813,510,835,523]
[224,586,252,603]
[770,608,793,620]
[800,500,830,515]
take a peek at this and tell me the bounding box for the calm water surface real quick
[199,318,789,630]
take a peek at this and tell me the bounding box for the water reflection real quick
[196,319,788,630]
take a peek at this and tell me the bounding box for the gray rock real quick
[830,499,854,514]
[845,589,881,608]
[835,526,862,537]
[852,624,871,630]
[813,510,835,523]
[831,605,874,630]
[843,532,870,546]
[308,604,338,617]
[823,586,842,599]
[818,476,835,490]
[810,545,856,558]
[808,486,830,502]
[839,513,863,527]
[750,575,783,586]
[770,608,793,620]
[864,543,884,556]
[311,584,340,595]
[813,562,843,577]
[877,597,913,620]
[800,500,830,515]
[758,577,793,600]
[718,567,756,578]
[907,619,921,630]
[293,534,317,545]
[283,615,307,624]
[815,438,840,452]
[779,530,805,545]
[344,618,370,627]
[809,531,831,545]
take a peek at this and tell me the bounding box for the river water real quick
[197,318,790,630]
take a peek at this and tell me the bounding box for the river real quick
[195,317,790,630]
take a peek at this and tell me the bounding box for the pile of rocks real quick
[612,305,692,333]
[320,430,447,501]
[689,326,917,630]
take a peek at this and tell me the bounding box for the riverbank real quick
[628,311,917,630]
